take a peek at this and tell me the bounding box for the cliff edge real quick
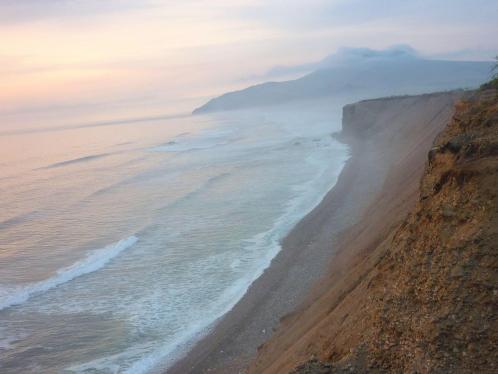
[250,87,497,373]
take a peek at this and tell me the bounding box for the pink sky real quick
[1,0,497,118]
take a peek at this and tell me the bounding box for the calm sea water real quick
[0,100,348,373]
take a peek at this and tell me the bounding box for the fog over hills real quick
[193,46,493,114]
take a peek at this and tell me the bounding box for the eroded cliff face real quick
[251,88,497,373]
[298,90,498,373]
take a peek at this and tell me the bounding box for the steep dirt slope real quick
[171,92,463,373]
[250,88,497,373]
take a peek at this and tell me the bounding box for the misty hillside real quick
[193,47,493,114]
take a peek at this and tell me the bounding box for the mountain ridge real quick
[193,48,493,114]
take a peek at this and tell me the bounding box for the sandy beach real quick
[168,91,463,374]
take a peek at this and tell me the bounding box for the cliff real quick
[250,87,498,373]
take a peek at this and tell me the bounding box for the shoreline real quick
[167,91,463,374]
[166,142,359,374]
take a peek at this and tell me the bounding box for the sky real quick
[1,0,497,120]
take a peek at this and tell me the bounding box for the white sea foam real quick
[0,236,138,311]
[1,107,350,373]
[121,140,349,374]
[117,278,258,374]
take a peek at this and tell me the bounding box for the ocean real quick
[0,100,349,373]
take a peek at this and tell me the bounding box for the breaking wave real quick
[0,236,138,311]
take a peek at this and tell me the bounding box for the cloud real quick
[431,49,498,61]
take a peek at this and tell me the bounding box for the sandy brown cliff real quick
[250,87,497,373]
[171,90,466,373]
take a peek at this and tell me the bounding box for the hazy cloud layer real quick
[1,0,497,118]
